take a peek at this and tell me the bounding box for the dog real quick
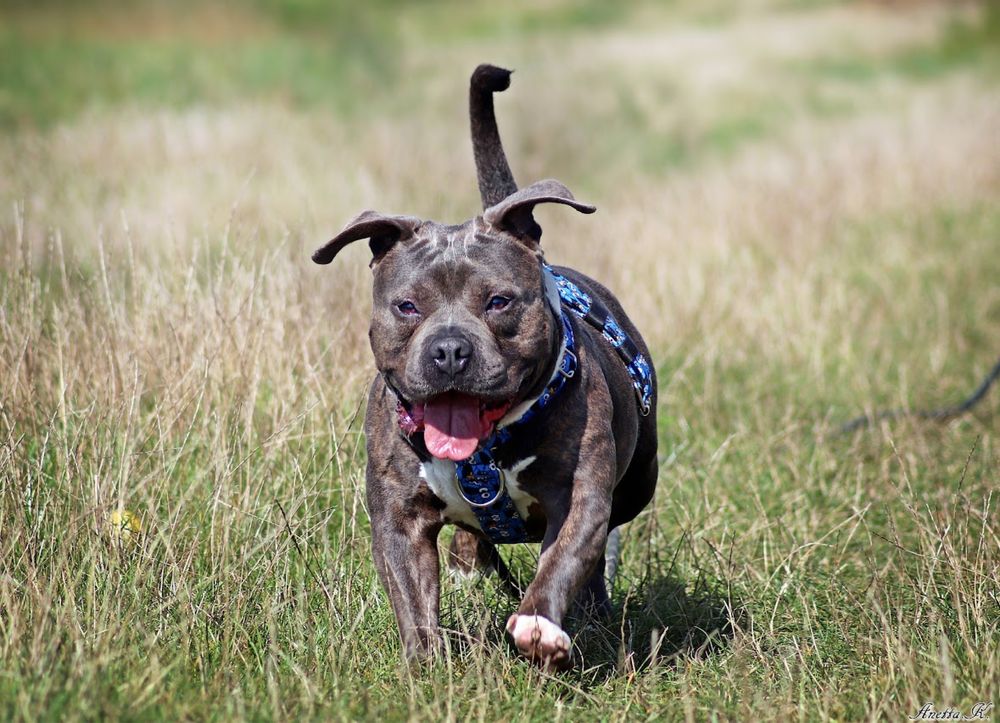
[313,64,658,668]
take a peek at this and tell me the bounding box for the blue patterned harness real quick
[439,264,655,544]
[545,266,654,416]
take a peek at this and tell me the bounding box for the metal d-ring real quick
[456,469,507,508]
[636,386,652,416]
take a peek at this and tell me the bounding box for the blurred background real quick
[4,0,996,232]
[3,0,997,420]
[1,1,998,719]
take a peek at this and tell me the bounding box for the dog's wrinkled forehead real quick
[407,218,484,264]
[374,217,539,293]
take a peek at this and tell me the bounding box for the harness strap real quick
[544,265,654,416]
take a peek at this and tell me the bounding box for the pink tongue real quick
[423,393,482,461]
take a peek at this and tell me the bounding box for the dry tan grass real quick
[1,1,997,720]
[5,76,995,412]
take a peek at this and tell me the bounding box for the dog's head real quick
[314,179,595,460]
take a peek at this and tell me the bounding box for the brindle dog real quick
[313,64,658,668]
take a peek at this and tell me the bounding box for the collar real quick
[496,305,576,430]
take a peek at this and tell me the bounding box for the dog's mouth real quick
[397,392,512,462]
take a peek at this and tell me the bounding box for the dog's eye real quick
[487,295,511,312]
[396,301,419,316]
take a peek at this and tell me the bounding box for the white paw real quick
[506,614,572,667]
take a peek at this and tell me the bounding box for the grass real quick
[1,0,999,720]
[0,0,626,129]
[803,2,1000,84]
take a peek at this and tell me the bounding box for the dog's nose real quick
[431,337,472,377]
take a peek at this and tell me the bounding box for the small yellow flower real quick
[108,508,142,545]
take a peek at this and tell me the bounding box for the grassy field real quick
[1,0,998,720]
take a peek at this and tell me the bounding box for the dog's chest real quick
[419,456,539,530]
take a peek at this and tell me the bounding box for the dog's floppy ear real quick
[483,179,596,242]
[312,211,421,266]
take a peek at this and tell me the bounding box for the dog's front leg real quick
[507,429,615,667]
[368,486,444,661]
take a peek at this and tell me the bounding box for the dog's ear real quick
[483,179,596,242]
[312,211,421,266]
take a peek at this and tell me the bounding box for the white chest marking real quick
[419,455,539,529]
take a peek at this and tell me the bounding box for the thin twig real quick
[276,500,333,605]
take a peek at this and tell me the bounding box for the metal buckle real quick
[457,469,507,508]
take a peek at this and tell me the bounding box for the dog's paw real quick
[506,614,572,668]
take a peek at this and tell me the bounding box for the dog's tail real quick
[604,527,622,589]
[470,64,518,209]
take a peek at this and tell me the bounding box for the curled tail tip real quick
[471,64,513,93]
